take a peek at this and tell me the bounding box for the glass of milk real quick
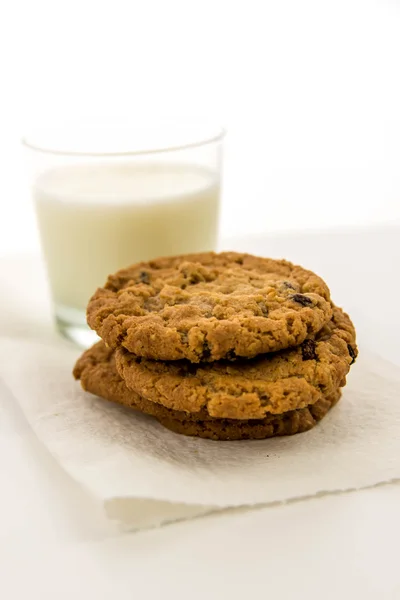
[23,122,225,346]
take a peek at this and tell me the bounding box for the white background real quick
[1,0,400,255]
[1,2,400,599]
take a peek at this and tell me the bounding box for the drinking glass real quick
[23,123,225,347]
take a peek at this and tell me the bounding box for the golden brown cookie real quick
[115,306,357,420]
[73,341,342,441]
[87,252,332,362]
[157,390,341,440]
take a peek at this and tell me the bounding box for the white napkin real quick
[0,334,399,532]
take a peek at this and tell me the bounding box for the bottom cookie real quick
[156,391,341,440]
[74,342,341,441]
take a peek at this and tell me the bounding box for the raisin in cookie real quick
[73,341,341,441]
[115,306,357,420]
[87,252,332,362]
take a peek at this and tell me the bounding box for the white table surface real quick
[1,226,400,600]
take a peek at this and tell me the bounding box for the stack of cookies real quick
[74,252,357,441]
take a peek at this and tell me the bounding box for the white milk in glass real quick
[34,162,220,320]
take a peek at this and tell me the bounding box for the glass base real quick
[55,303,99,348]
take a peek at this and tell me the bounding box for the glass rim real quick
[21,123,226,158]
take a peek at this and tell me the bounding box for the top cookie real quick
[87,252,332,362]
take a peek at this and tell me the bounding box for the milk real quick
[34,163,220,313]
